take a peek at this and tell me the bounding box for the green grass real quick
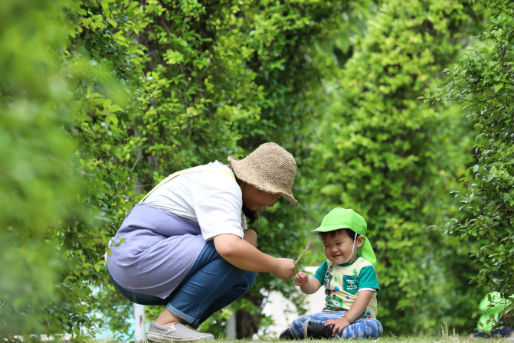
[209,337,512,343]
[115,330,514,343]
[205,332,514,343]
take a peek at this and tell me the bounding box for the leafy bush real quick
[0,0,83,336]
[3,0,510,339]
[307,0,485,334]
[63,0,373,338]
[433,0,514,328]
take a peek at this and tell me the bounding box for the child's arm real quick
[294,271,322,294]
[325,290,374,336]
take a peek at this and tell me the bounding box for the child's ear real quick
[356,235,365,247]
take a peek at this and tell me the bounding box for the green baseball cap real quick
[312,208,377,266]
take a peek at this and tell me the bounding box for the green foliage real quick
[3,0,511,339]
[0,0,133,338]
[0,0,83,335]
[59,1,141,338]
[307,0,485,334]
[62,0,374,339]
[432,0,514,328]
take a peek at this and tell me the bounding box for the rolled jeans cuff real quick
[165,303,198,327]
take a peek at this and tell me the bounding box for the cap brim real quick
[311,224,351,234]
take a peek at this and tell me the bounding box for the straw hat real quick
[228,142,298,205]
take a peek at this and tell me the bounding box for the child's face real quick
[322,230,363,265]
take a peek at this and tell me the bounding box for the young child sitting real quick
[280,208,383,339]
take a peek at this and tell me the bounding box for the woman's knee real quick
[192,241,256,292]
[243,271,257,288]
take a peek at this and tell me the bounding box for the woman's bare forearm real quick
[213,234,295,280]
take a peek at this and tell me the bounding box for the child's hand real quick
[294,272,309,286]
[325,317,350,336]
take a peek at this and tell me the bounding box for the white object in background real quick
[259,266,325,337]
[226,305,237,339]
[134,304,146,342]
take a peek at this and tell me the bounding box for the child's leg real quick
[338,317,383,339]
[289,311,344,338]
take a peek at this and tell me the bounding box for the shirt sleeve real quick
[193,172,245,241]
[313,260,328,284]
[358,265,379,291]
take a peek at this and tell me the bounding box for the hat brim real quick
[312,222,368,236]
[228,156,298,206]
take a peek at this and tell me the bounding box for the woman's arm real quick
[213,233,295,281]
[243,229,258,246]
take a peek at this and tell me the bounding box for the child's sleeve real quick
[358,265,379,291]
[313,260,328,284]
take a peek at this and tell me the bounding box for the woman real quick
[107,142,297,342]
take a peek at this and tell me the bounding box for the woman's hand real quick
[272,258,295,281]
[294,272,309,286]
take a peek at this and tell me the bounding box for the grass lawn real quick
[210,338,513,343]
[207,333,514,343]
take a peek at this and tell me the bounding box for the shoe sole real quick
[147,332,213,342]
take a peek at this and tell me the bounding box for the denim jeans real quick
[109,240,257,328]
[289,310,383,339]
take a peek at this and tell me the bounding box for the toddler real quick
[280,208,383,339]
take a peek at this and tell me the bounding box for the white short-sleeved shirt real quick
[143,161,247,240]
